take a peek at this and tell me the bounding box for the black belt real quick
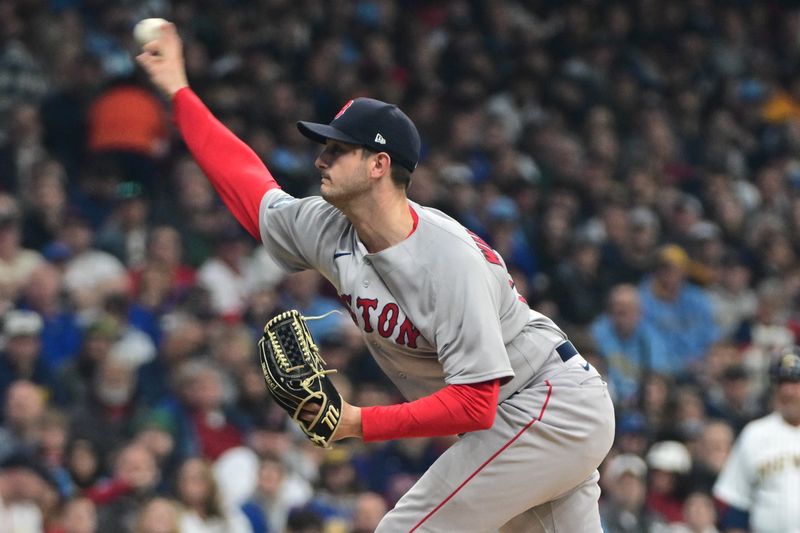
[556,340,579,362]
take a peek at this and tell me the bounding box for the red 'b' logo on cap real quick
[334,100,354,120]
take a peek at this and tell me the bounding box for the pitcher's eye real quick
[323,145,341,157]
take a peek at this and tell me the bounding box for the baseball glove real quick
[257,310,343,447]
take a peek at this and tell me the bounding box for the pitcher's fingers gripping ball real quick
[257,310,343,448]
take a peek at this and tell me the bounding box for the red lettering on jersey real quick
[345,295,421,347]
[467,230,502,266]
[378,302,399,338]
[509,279,528,304]
[337,293,358,325]
[334,99,354,119]
[396,317,421,348]
[356,297,379,333]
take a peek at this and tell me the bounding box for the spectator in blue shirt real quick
[639,245,721,375]
[591,283,671,407]
[19,261,83,370]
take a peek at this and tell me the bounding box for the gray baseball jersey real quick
[259,188,615,531]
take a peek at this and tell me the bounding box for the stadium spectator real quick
[591,283,671,407]
[136,312,208,407]
[88,443,161,531]
[614,206,661,285]
[129,225,196,310]
[158,361,247,461]
[244,452,312,533]
[0,381,47,460]
[58,209,128,317]
[0,452,56,532]
[0,6,49,146]
[134,497,181,533]
[63,439,101,493]
[285,508,324,533]
[95,182,150,268]
[673,385,709,442]
[551,235,608,325]
[645,441,693,524]
[737,279,796,392]
[18,263,83,369]
[20,159,69,251]
[688,420,734,495]
[59,315,118,404]
[482,195,537,280]
[55,496,98,533]
[0,195,41,316]
[614,413,651,458]
[132,410,179,489]
[303,449,361,530]
[672,492,720,533]
[600,453,665,533]
[196,223,253,319]
[708,252,757,340]
[86,77,168,194]
[705,365,760,435]
[33,408,70,494]
[101,294,157,369]
[68,356,141,461]
[639,245,721,375]
[173,456,252,532]
[0,104,49,193]
[161,156,228,267]
[351,492,388,533]
[0,312,61,402]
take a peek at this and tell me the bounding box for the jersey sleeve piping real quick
[445,368,515,386]
[258,189,349,273]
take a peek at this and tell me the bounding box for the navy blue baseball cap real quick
[297,98,421,172]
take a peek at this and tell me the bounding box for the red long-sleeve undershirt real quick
[361,379,501,441]
[171,87,501,440]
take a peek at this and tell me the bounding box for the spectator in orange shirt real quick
[87,77,168,194]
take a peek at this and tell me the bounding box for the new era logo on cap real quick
[296,97,421,172]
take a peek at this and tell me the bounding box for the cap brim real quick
[297,121,361,145]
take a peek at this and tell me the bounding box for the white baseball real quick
[133,18,168,47]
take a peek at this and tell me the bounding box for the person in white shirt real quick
[0,452,55,533]
[713,348,800,533]
[196,225,252,318]
[175,457,252,533]
[59,210,128,317]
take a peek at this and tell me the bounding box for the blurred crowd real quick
[2,0,800,531]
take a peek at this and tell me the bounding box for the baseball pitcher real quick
[137,23,615,532]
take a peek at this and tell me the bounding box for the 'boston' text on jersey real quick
[337,293,422,348]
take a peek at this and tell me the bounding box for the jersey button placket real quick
[362,257,372,287]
